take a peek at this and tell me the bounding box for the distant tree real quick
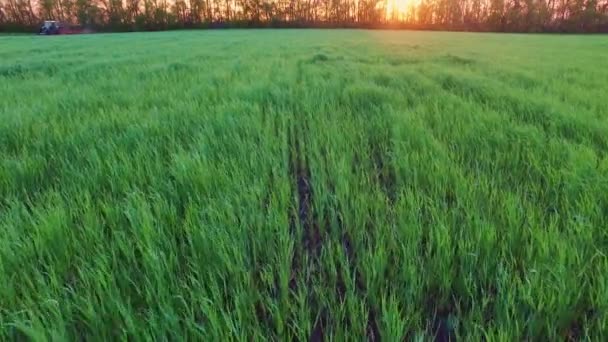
[172,0,188,26]
[357,0,383,23]
[123,0,139,26]
[487,0,507,30]
[188,0,205,24]
[38,0,54,20]
[416,0,434,25]
[2,0,37,25]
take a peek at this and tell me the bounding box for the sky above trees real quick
[1,0,607,32]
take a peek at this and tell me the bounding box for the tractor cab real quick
[39,21,61,35]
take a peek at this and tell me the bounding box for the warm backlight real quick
[385,0,417,20]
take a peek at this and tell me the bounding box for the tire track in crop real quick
[291,57,344,340]
[358,118,397,341]
[335,85,391,341]
[287,130,323,277]
[322,174,380,341]
[369,129,398,205]
[291,59,381,340]
[400,133,460,342]
[301,182,379,341]
[403,95,501,341]
[361,65,460,340]
[338,217,381,341]
[287,116,329,340]
[380,69,483,340]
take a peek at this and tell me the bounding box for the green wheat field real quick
[1,30,608,340]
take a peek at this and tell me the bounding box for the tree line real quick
[1,0,607,33]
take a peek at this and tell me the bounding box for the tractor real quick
[38,21,88,35]
[39,21,61,35]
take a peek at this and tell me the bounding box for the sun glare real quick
[385,0,417,20]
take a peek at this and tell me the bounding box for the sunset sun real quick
[386,0,416,19]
